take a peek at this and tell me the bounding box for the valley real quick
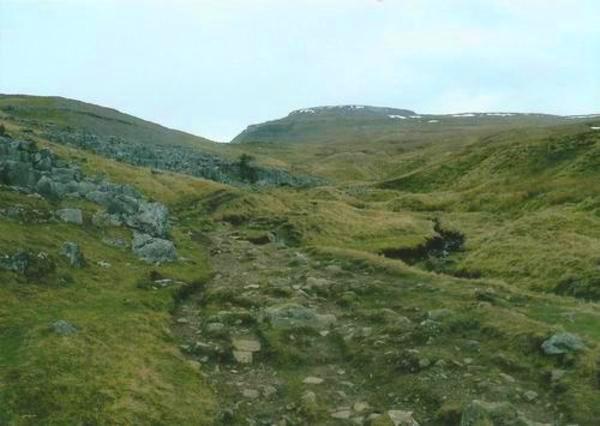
[1,95,600,425]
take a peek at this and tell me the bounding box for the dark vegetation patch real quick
[380,219,464,263]
[553,274,600,302]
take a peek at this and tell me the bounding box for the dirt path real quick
[172,225,560,425]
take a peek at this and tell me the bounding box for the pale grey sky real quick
[1,0,599,141]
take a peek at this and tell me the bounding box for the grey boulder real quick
[541,332,585,355]
[131,202,170,237]
[61,242,86,268]
[51,320,79,336]
[265,303,336,330]
[132,232,176,263]
[55,208,83,225]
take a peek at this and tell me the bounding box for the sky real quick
[1,0,599,141]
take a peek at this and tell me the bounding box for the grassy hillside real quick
[3,98,600,424]
[232,104,581,147]
[0,94,222,148]
[0,122,226,424]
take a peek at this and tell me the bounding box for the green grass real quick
[0,128,225,423]
[3,96,600,423]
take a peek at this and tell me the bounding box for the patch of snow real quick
[566,114,600,120]
[486,113,515,117]
[428,120,440,123]
[409,115,422,119]
[388,115,406,119]
[591,127,600,130]
[297,109,315,114]
[452,113,476,118]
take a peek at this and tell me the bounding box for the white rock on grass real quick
[303,376,324,385]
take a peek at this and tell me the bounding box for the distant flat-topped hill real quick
[232,104,590,145]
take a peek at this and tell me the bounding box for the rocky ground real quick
[172,225,574,425]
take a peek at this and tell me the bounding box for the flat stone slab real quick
[232,337,261,352]
[233,350,253,364]
[303,376,324,385]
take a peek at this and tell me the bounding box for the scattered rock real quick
[541,332,585,355]
[51,320,78,336]
[0,137,177,262]
[386,410,420,426]
[102,237,129,249]
[460,400,547,426]
[523,390,538,402]
[262,385,277,399]
[61,242,86,268]
[324,264,343,274]
[550,369,566,384]
[242,389,260,399]
[232,337,261,353]
[499,373,516,383]
[418,358,432,369]
[331,409,352,420]
[353,401,370,413]
[232,350,253,364]
[265,303,336,330]
[0,250,32,274]
[306,276,333,289]
[132,232,177,263]
[303,376,324,385]
[0,250,55,278]
[302,390,317,405]
[205,322,227,336]
[55,208,83,225]
[427,308,453,321]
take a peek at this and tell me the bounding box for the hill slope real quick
[3,98,600,424]
[232,104,585,145]
[0,95,320,186]
[0,94,217,149]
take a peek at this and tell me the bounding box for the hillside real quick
[0,95,318,186]
[2,99,600,425]
[232,104,584,146]
[0,94,217,148]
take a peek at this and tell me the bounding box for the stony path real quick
[172,225,557,425]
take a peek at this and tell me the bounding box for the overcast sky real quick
[1,0,599,141]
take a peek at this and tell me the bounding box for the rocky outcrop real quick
[0,250,55,278]
[42,129,320,187]
[0,136,176,260]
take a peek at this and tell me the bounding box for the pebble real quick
[242,389,260,399]
[353,401,370,412]
[331,409,352,420]
[303,376,324,385]
[523,390,538,402]
[263,385,278,399]
[302,390,317,405]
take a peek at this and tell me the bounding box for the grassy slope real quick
[0,94,236,156]
[234,118,600,298]
[207,117,600,423]
[0,122,228,424]
[2,98,600,423]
